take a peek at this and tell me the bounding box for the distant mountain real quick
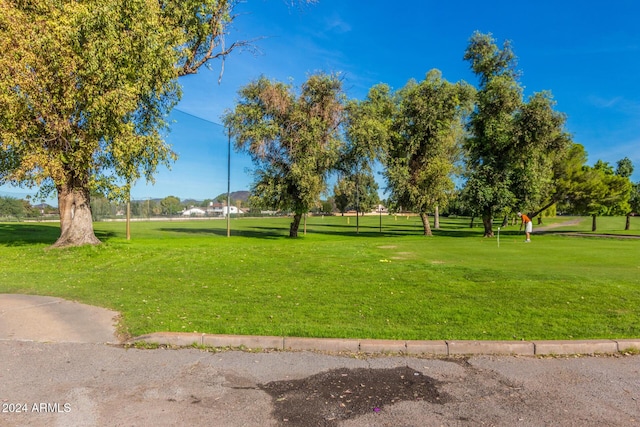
[181,198,201,206]
[214,191,250,202]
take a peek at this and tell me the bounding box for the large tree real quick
[463,32,568,237]
[463,33,521,237]
[615,157,636,230]
[510,91,572,218]
[337,85,392,226]
[223,73,345,237]
[628,181,640,230]
[384,70,474,235]
[0,0,250,247]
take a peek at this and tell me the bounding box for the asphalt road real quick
[1,295,639,426]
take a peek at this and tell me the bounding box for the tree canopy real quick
[0,0,245,247]
[629,182,640,226]
[333,85,391,225]
[563,160,632,231]
[463,32,570,237]
[223,73,345,237]
[0,196,31,218]
[332,172,379,217]
[383,70,474,235]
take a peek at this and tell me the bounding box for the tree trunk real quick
[625,214,631,230]
[501,214,508,227]
[537,216,543,225]
[591,214,597,232]
[530,199,555,221]
[51,182,101,248]
[434,206,440,229]
[469,216,475,228]
[482,208,494,237]
[419,212,432,236]
[289,213,302,238]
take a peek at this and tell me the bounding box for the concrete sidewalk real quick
[0,294,119,344]
[2,294,640,356]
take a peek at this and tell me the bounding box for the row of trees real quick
[92,194,251,219]
[91,196,186,219]
[0,195,192,220]
[0,196,44,218]
[1,0,636,245]
[224,32,639,237]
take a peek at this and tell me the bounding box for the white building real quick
[210,205,240,216]
[182,207,207,216]
[204,202,242,217]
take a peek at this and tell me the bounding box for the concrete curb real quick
[128,333,640,356]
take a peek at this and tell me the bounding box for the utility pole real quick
[226,127,231,237]
[126,185,131,240]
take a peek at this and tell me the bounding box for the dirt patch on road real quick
[260,366,450,426]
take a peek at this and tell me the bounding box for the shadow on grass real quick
[0,223,60,246]
[153,217,495,240]
[94,229,118,242]
[160,224,430,239]
[432,229,494,238]
[259,223,483,238]
[0,223,117,246]
[159,226,287,239]
[304,222,485,238]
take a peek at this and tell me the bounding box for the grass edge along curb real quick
[127,332,640,357]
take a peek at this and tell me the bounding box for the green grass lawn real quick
[1,215,639,341]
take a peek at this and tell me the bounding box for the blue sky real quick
[2,0,639,203]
